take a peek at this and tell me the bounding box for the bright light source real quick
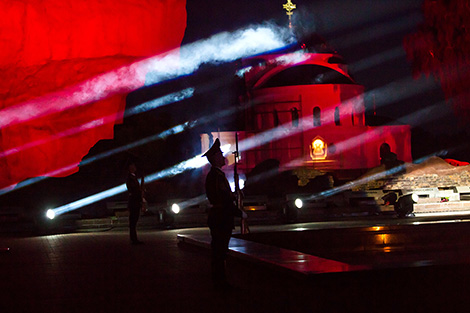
[294,198,303,209]
[239,178,245,190]
[46,209,55,220]
[171,203,180,214]
[411,193,419,203]
[230,178,245,192]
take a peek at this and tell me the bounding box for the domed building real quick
[202,40,412,183]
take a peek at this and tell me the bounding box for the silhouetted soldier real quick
[126,161,143,245]
[380,143,404,170]
[203,138,247,289]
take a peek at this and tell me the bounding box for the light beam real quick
[48,144,231,217]
[0,24,292,130]
[0,88,195,159]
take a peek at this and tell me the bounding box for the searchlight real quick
[171,203,181,214]
[46,209,56,220]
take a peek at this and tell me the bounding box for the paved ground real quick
[0,227,299,313]
[2,217,470,313]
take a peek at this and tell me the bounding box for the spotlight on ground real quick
[46,209,56,220]
[395,193,418,217]
[171,203,181,214]
[294,198,303,209]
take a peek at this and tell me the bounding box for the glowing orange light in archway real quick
[310,137,327,160]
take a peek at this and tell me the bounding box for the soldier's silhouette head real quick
[203,138,226,168]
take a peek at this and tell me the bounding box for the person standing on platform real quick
[126,161,144,245]
[203,138,247,289]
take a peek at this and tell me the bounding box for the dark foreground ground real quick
[1,228,255,313]
[1,217,470,313]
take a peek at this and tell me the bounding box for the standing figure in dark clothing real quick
[203,138,247,289]
[380,143,404,170]
[126,162,143,245]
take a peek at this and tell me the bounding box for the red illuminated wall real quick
[237,52,412,173]
[404,0,470,122]
[0,0,187,190]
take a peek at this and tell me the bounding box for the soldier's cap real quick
[202,138,222,158]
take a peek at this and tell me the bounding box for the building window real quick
[334,107,340,125]
[273,109,279,127]
[291,107,299,127]
[313,107,321,126]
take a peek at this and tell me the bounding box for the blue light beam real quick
[49,144,231,217]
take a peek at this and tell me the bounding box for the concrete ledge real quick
[414,201,470,213]
[177,233,369,279]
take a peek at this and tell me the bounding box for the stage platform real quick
[177,219,470,312]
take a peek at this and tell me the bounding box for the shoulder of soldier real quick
[208,167,224,176]
[206,167,218,181]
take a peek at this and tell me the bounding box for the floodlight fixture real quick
[171,203,181,214]
[46,209,56,220]
[294,198,303,209]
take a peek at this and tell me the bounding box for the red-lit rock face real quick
[0,0,187,190]
[404,0,470,122]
